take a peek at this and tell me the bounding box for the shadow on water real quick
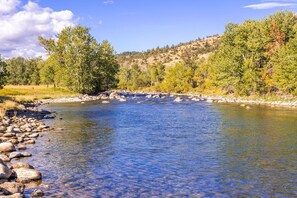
[16,99,297,197]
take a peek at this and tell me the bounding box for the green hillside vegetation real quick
[117,11,297,96]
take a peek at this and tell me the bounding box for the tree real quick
[272,33,297,95]
[161,63,192,93]
[0,56,6,89]
[39,25,118,94]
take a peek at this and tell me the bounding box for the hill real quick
[117,35,221,68]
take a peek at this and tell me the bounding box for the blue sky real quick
[0,0,296,57]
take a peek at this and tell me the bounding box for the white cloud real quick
[103,0,114,4]
[0,0,20,14]
[244,2,297,9]
[0,0,77,58]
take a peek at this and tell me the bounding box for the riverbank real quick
[0,104,54,197]
[39,90,297,109]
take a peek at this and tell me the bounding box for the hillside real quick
[117,35,221,68]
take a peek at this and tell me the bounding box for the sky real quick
[0,0,297,58]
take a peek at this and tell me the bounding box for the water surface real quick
[19,97,297,197]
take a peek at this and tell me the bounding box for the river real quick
[20,96,297,197]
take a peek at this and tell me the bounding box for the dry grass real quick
[0,85,79,103]
[0,100,19,118]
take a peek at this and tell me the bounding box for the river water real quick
[20,96,297,197]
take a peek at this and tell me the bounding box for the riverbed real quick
[20,96,297,197]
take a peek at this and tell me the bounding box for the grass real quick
[0,85,79,103]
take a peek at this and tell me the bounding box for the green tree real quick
[161,63,192,93]
[0,56,6,89]
[272,33,297,95]
[39,25,118,94]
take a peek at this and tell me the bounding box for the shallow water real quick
[19,97,297,197]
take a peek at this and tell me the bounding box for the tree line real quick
[118,11,297,96]
[0,26,119,94]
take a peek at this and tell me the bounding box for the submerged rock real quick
[30,189,44,197]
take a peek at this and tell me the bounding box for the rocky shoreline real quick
[0,104,54,197]
[40,90,297,108]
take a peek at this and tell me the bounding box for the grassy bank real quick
[0,85,79,117]
[0,85,79,103]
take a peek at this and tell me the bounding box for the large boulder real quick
[14,168,41,183]
[0,143,16,153]
[0,161,12,179]
[0,182,24,195]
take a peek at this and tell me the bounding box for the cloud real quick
[0,0,77,58]
[244,2,297,9]
[103,0,114,4]
[0,0,20,14]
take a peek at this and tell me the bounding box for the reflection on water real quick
[17,98,297,197]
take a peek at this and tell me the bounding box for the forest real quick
[1,11,297,96]
[118,11,297,96]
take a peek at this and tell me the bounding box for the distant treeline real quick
[117,11,297,96]
[0,26,119,94]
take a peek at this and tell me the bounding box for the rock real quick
[0,127,6,133]
[118,98,126,102]
[14,168,42,183]
[0,155,10,162]
[12,128,20,133]
[206,99,213,103]
[5,127,13,133]
[16,145,26,151]
[246,106,251,110]
[23,140,35,145]
[0,160,12,179]
[0,143,16,153]
[28,133,39,138]
[102,101,110,104]
[9,152,32,160]
[0,182,24,195]
[30,189,44,197]
[40,184,50,189]
[174,97,183,103]
[11,162,34,170]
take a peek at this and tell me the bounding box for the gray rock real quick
[0,160,12,179]
[14,168,42,183]
[9,152,32,160]
[0,143,16,153]
[0,182,25,195]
